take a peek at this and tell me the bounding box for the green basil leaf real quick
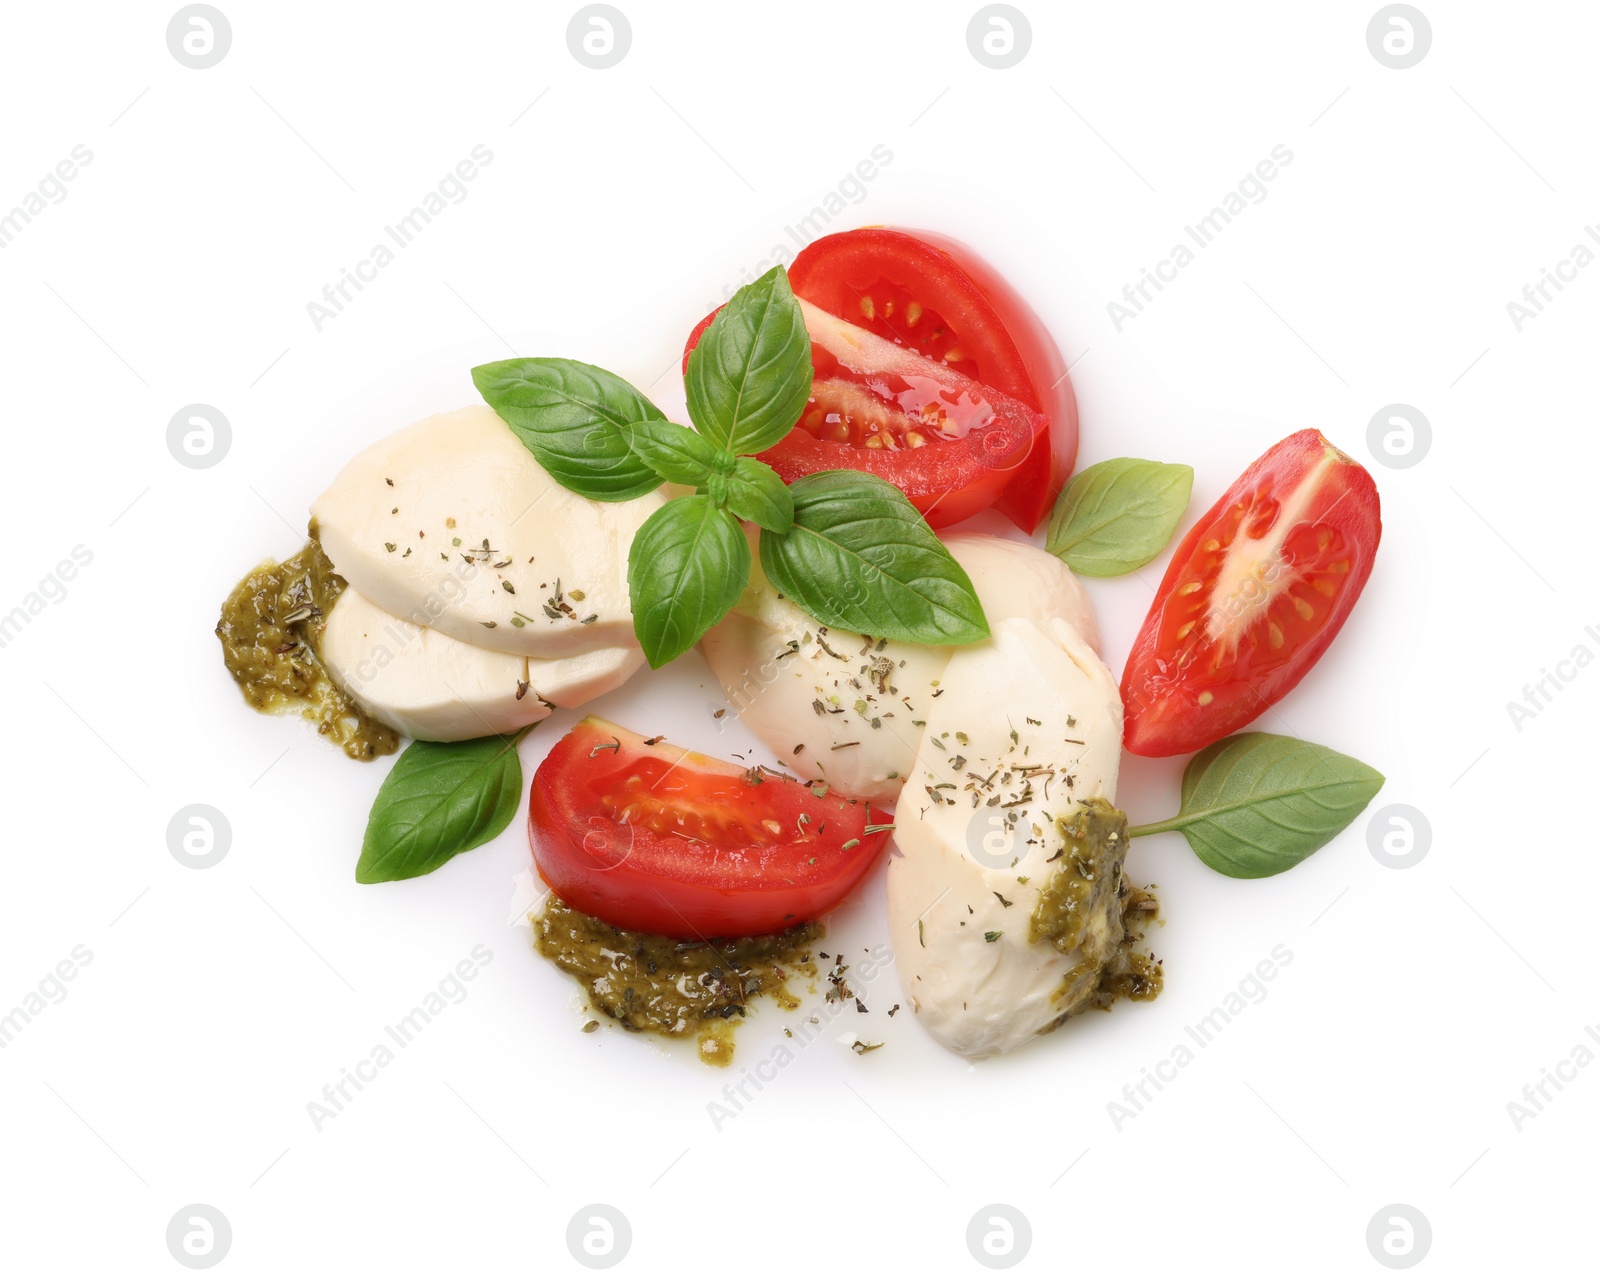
[628,495,750,668]
[1129,732,1385,878]
[758,470,988,645]
[1046,457,1194,577]
[685,267,813,455]
[626,417,720,486]
[356,732,528,883]
[722,457,793,533]
[472,357,664,501]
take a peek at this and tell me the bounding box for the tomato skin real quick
[789,228,1078,532]
[1120,430,1382,757]
[529,718,890,938]
[681,229,1076,531]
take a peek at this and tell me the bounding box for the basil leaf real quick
[628,495,750,668]
[356,732,528,883]
[1129,732,1384,878]
[1046,457,1194,577]
[472,358,664,501]
[722,457,793,533]
[684,267,813,455]
[626,417,721,486]
[759,470,988,645]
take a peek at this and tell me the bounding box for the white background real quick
[1,1,1593,1270]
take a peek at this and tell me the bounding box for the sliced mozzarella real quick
[322,588,645,741]
[699,531,1103,802]
[698,535,946,803]
[321,587,546,740]
[943,533,1101,654]
[312,405,664,658]
[886,615,1126,1058]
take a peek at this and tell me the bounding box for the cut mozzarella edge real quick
[886,615,1125,1059]
[696,532,1102,804]
[321,587,643,742]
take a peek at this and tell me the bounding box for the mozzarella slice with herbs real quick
[322,588,645,741]
[886,615,1128,1058]
[313,405,664,659]
[698,533,1101,802]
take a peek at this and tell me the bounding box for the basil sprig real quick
[473,266,987,666]
[1046,457,1193,577]
[1128,733,1384,878]
[356,727,533,883]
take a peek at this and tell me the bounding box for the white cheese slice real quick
[698,530,1102,802]
[312,405,664,658]
[321,588,645,741]
[321,587,546,740]
[885,615,1125,1058]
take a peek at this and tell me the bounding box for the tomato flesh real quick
[682,228,1076,531]
[529,717,891,938]
[1120,430,1382,757]
[788,228,1078,532]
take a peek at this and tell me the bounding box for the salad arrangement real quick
[217,227,1385,1064]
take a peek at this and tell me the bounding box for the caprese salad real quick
[217,227,1386,1065]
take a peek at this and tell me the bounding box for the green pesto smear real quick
[1030,797,1163,1030]
[534,898,821,1067]
[215,537,399,761]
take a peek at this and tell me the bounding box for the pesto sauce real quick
[534,898,821,1067]
[1029,797,1164,1030]
[215,538,399,761]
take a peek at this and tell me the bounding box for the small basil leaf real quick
[1129,732,1385,878]
[628,495,750,668]
[1046,457,1194,577]
[472,358,664,501]
[722,457,794,533]
[626,417,720,486]
[685,267,813,455]
[356,733,527,883]
[758,470,988,645]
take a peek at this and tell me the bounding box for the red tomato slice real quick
[682,228,1077,531]
[528,717,892,938]
[1120,430,1382,757]
[788,228,1078,532]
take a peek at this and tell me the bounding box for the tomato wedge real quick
[683,228,1077,531]
[790,228,1078,532]
[528,717,891,938]
[1120,430,1382,757]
